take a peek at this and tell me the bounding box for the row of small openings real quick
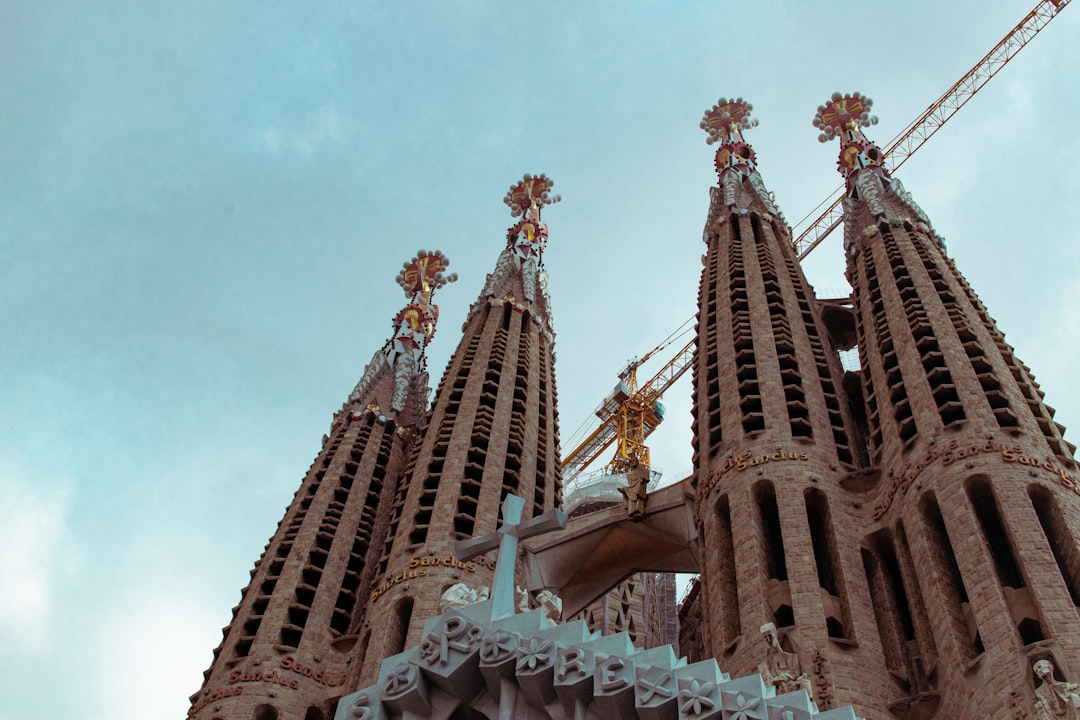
[952,264,1076,459]
[455,306,513,539]
[885,227,966,430]
[404,327,486,549]
[375,419,425,577]
[700,241,724,459]
[279,549,327,649]
[503,338,531,508]
[730,217,764,435]
[925,246,1019,430]
[865,239,917,447]
[851,253,885,455]
[278,424,382,649]
[538,348,562,510]
[528,327,549,515]
[882,230,936,440]
[752,216,812,439]
[231,458,323,658]
[862,522,936,694]
[332,428,395,636]
[783,250,854,465]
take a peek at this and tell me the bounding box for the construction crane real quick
[560,333,694,483]
[560,0,1070,483]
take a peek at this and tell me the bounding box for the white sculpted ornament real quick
[438,583,490,614]
[758,623,812,696]
[1034,658,1080,720]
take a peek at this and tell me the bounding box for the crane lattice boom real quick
[792,0,1070,260]
[560,339,695,481]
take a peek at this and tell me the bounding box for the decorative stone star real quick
[678,678,716,717]
[516,637,554,673]
[480,629,518,663]
[720,689,767,720]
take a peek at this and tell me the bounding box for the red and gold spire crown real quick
[392,249,457,346]
[503,173,559,261]
[813,91,888,191]
[701,97,760,179]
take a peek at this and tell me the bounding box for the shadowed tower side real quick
[689,98,887,713]
[188,251,456,720]
[817,91,1080,719]
[354,175,564,687]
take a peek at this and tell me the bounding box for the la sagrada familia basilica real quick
[189,94,1080,720]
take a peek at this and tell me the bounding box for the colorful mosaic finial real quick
[348,250,457,421]
[395,250,458,299]
[503,173,561,218]
[812,91,878,143]
[700,97,759,144]
[699,98,777,215]
[812,93,935,247]
[813,92,888,185]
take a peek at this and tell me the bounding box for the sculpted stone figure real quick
[617,456,649,521]
[438,582,489,614]
[1033,658,1080,720]
[758,623,812,696]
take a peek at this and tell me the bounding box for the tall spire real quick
[813,91,934,252]
[354,174,564,685]
[477,173,560,326]
[349,250,457,426]
[699,98,782,221]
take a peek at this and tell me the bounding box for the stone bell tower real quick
[816,91,1080,719]
[353,175,565,687]
[689,97,880,714]
[188,251,457,720]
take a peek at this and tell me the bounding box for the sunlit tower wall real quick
[353,176,564,688]
[689,99,887,714]
[817,92,1080,719]
[188,252,457,720]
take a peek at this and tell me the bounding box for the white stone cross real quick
[454,493,567,620]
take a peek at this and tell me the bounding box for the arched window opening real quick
[805,489,853,641]
[1029,485,1080,606]
[863,529,931,694]
[755,482,788,582]
[967,477,1045,644]
[251,705,280,720]
[755,482,792,629]
[715,495,741,645]
[919,492,983,657]
[386,597,414,657]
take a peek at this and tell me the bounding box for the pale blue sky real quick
[2,2,1078,718]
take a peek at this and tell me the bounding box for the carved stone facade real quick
[192,95,1080,720]
[336,600,861,720]
[189,252,457,720]
[353,177,564,689]
[690,94,1080,720]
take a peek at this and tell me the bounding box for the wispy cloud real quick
[0,466,73,652]
[256,105,353,158]
[85,595,223,720]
